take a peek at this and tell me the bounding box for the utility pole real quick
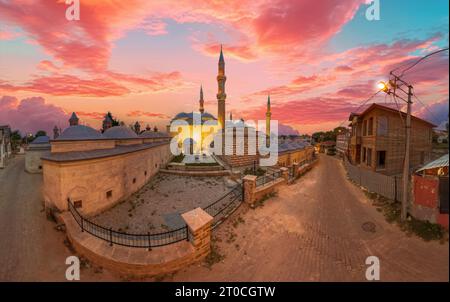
[378,75,413,221]
[401,85,413,221]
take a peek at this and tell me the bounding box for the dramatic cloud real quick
[0,95,69,135]
[252,0,364,52]
[278,124,300,136]
[415,98,449,127]
[0,71,186,97]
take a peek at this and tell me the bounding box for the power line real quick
[413,93,440,124]
[336,90,382,129]
[391,47,449,77]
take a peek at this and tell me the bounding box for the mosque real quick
[39,47,313,217]
[167,46,274,166]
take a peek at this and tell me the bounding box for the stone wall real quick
[51,140,116,153]
[25,148,50,173]
[43,143,172,216]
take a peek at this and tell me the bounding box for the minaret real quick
[199,85,205,114]
[266,94,271,146]
[229,111,233,121]
[69,112,79,126]
[53,125,59,139]
[217,44,226,129]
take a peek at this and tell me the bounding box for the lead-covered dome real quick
[171,111,217,125]
[56,125,104,141]
[103,126,138,139]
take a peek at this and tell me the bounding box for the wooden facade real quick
[348,103,435,176]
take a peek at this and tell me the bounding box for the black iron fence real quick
[68,200,188,249]
[67,183,245,248]
[256,170,282,187]
[203,184,243,229]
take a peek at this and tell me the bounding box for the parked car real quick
[326,147,336,156]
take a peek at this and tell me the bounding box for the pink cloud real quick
[200,43,258,61]
[0,75,130,97]
[0,95,69,135]
[126,111,171,119]
[252,0,363,52]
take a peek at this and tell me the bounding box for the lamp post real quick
[378,74,413,221]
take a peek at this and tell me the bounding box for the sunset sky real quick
[0,0,448,135]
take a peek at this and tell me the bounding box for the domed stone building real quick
[42,112,172,216]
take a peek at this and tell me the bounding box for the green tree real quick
[10,130,22,150]
[106,112,120,126]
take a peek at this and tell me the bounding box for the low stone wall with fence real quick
[61,207,212,277]
[60,183,244,277]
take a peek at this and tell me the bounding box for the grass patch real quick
[204,245,225,269]
[253,191,278,208]
[368,192,448,242]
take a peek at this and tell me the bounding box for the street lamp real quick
[378,73,413,222]
[377,81,389,92]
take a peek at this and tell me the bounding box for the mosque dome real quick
[31,135,50,144]
[103,126,138,139]
[56,125,104,141]
[171,111,217,125]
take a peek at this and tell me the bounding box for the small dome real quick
[31,135,50,144]
[171,111,217,124]
[57,125,104,141]
[139,131,169,138]
[103,126,138,139]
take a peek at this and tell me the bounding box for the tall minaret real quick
[217,45,226,129]
[199,85,205,114]
[266,94,271,146]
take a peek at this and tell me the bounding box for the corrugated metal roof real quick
[416,154,449,172]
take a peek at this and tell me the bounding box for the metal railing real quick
[68,200,189,249]
[203,184,243,229]
[255,170,282,187]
